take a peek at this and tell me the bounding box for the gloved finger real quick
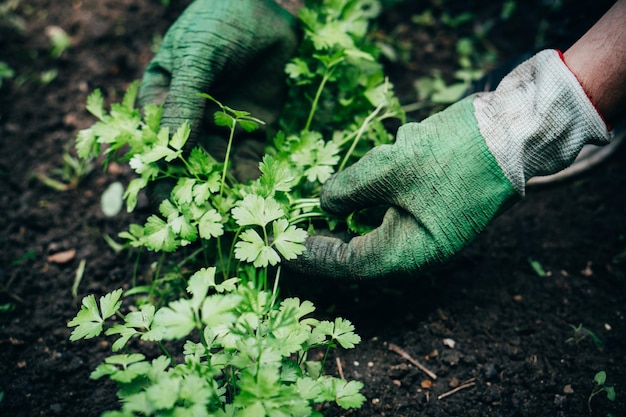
[291,207,430,280]
[320,142,403,215]
[138,60,172,108]
[138,28,174,108]
[160,59,215,142]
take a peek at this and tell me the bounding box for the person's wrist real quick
[562,0,626,125]
[472,50,611,195]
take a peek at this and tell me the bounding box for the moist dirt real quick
[1,1,624,416]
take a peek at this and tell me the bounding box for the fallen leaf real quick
[47,249,76,264]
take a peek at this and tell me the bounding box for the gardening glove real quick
[138,0,299,181]
[292,50,611,280]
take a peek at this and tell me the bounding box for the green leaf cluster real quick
[68,267,364,416]
[68,0,408,415]
[282,0,404,159]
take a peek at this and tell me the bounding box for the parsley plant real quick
[69,0,405,415]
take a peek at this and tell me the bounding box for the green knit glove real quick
[293,50,611,280]
[138,0,298,144]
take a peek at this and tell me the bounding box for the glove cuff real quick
[473,49,612,195]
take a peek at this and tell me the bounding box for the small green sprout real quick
[33,150,93,191]
[45,25,71,58]
[588,371,616,414]
[567,323,605,350]
[0,61,15,88]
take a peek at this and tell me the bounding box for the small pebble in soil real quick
[481,363,498,380]
[442,338,456,348]
[553,394,567,407]
[49,403,63,415]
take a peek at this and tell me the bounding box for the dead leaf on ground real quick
[47,249,76,264]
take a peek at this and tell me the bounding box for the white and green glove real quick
[293,50,612,280]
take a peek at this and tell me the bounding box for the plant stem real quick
[338,97,386,172]
[176,246,205,269]
[219,119,237,199]
[157,341,175,365]
[291,198,321,211]
[131,247,143,288]
[290,211,323,225]
[269,266,281,311]
[304,59,342,132]
[217,236,228,281]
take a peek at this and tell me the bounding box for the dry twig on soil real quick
[437,378,477,400]
[388,343,438,380]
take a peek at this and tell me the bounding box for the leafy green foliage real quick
[69,268,364,415]
[68,0,406,415]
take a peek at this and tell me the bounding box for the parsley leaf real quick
[234,229,281,267]
[68,289,123,341]
[231,195,284,227]
[272,219,307,260]
[198,208,224,239]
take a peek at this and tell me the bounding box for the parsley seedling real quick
[68,0,406,414]
[588,371,616,414]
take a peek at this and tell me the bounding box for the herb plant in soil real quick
[67,1,404,415]
[1,1,625,417]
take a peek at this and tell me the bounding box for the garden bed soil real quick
[1,1,624,416]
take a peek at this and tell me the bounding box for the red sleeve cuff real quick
[556,49,612,131]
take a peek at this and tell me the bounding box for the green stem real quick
[226,228,243,280]
[291,198,321,211]
[304,59,341,132]
[176,154,198,180]
[176,246,204,269]
[149,253,166,303]
[217,235,228,281]
[269,266,281,311]
[338,100,385,172]
[131,247,143,288]
[290,211,324,225]
[157,341,175,365]
[321,343,332,370]
[293,197,321,205]
[219,120,237,199]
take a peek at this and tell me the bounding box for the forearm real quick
[563,0,626,125]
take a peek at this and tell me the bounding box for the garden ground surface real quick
[1,1,625,416]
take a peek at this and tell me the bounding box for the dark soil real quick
[1,1,624,417]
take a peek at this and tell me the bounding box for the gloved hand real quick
[139,0,299,176]
[292,50,611,280]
